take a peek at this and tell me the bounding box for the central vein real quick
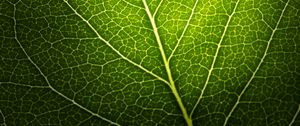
[142,0,192,126]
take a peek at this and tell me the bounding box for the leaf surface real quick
[0,0,299,125]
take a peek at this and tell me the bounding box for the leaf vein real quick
[223,0,290,125]
[289,104,300,126]
[63,0,169,85]
[190,0,241,117]
[142,0,192,125]
[153,0,164,18]
[168,0,200,61]
[0,82,50,88]
[0,109,6,126]
[12,2,120,126]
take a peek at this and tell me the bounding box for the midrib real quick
[142,0,193,126]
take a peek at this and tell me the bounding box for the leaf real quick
[0,0,299,125]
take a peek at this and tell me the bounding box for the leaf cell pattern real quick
[0,0,299,126]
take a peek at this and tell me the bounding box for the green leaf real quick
[0,0,299,125]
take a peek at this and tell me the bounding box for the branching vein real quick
[142,0,192,126]
[0,109,6,126]
[289,104,300,126]
[168,0,199,62]
[190,0,241,117]
[223,0,290,125]
[63,0,169,85]
[12,2,120,126]
[0,82,50,88]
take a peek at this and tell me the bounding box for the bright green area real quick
[0,0,299,125]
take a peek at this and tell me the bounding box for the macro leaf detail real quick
[0,0,299,126]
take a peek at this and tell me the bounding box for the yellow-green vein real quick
[190,0,241,118]
[223,0,290,125]
[63,0,169,85]
[142,0,192,126]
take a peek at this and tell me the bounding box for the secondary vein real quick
[142,0,192,126]
[12,2,120,126]
[223,0,290,125]
[190,0,241,118]
[0,109,6,126]
[289,104,300,126]
[168,0,199,62]
[63,0,169,85]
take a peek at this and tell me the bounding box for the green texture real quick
[0,0,299,125]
